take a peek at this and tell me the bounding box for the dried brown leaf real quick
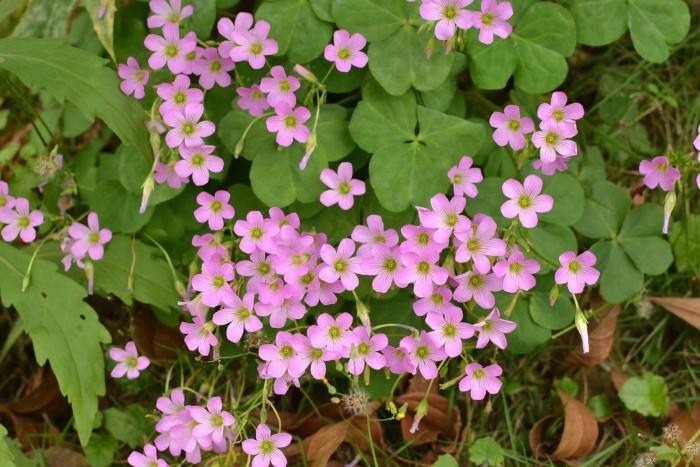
[670,403,700,443]
[650,297,700,330]
[131,303,182,363]
[576,306,621,367]
[528,416,555,458]
[552,390,599,461]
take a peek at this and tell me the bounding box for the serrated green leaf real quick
[0,38,150,159]
[0,243,111,446]
[93,234,179,313]
[571,0,627,46]
[433,453,460,467]
[618,373,669,417]
[103,405,151,448]
[368,26,454,95]
[573,181,630,239]
[83,433,118,467]
[469,437,505,466]
[628,0,690,63]
[256,0,332,64]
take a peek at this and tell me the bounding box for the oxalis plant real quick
[0,0,698,466]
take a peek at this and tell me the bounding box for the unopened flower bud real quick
[355,296,371,328]
[140,175,155,214]
[574,309,589,354]
[549,283,560,306]
[409,397,429,433]
[84,260,95,295]
[299,133,317,170]
[662,191,676,235]
[293,64,320,85]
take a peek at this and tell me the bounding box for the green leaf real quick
[83,434,118,467]
[669,215,700,274]
[331,0,405,42]
[530,292,574,330]
[573,181,630,239]
[84,0,117,61]
[628,0,690,63]
[420,77,458,112]
[588,394,613,419]
[527,223,577,274]
[302,200,362,244]
[571,0,627,46]
[93,234,179,313]
[184,0,217,37]
[619,203,664,237]
[314,105,356,162]
[256,0,332,64]
[368,26,454,95]
[619,236,672,276]
[469,437,505,466]
[554,376,580,398]
[0,243,111,446]
[466,35,517,90]
[0,424,14,467]
[466,177,509,227]
[11,0,76,38]
[594,241,643,304]
[539,173,584,226]
[89,180,154,233]
[103,405,150,448]
[309,0,333,21]
[618,373,669,417]
[505,298,550,354]
[0,38,150,159]
[433,453,460,467]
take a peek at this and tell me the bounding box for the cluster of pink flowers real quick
[419,0,513,44]
[61,212,112,294]
[0,181,44,243]
[489,91,584,176]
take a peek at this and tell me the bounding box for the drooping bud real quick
[293,64,320,86]
[84,259,95,295]
[139,174,155,214]
[353,292,371,328]
[549,283,560,306]
[662,190,676,235]
[409,397,429,433]
[574,308,589,354]
[299,132,317,170]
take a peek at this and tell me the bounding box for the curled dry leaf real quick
[529,391,599,461]
[649,297,700,330]
[303,416,384,467]
[395,375,461,446]
[575,305,621,367]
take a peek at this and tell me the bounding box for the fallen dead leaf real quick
[45,446,89,467]
[670,403,700,444]
[303,415,384,467]
[649,297,700,330]
[576,306,621,367]
[131,303,183,363]
[529,391,599,461]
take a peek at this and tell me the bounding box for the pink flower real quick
[194,190,235,231]
[473,308,516,349]
[154,161,187,188]
[175,145,224,186]
[180,313,218,356]
[127,443,167,467]
[531,120,578,162]
[296,335,335,379]
[260,65,301,108]
[255,294,306,329]
[554,250,600,294]
[147,0,193,28]
[352,214,399,255]
[109,341,150,379]
[348,327,387,375]
[453,270,502,309]
[453,215,506,273]
[266,106,311,150]
[324,29,368,72]
[237,84,271,117]
[417,194,467,243]
[319,162,366,210]
[0,181,15,216]
[0,198,44,243]
[448,156,483,198]
[358,246,406,293]
[228,20,278,69]
[118,57,149,99]
[259,331,306,378]
[489,104,534,150]
[397,251,449,298]
[694,124,700,152]
[234,211,279,254]
[471,0,513,44]
[400,224,448,256]
[426,308,475,357]
[144,24,197,73]
[639,156,681,192]
[500,175,553,228]
[157,74,204,115]
[193,47,234,90]
[492,247,540,292]
[217,12,254,57]
[155,388,187,432]
[68,212,112,261]
[537,91,584,125]
[191,260,235,307]
[190,396,235,444]
[419,0,473,41]
[163,104,216,149]
[319,238,361,290]
[458,363,503,400]
[400,332,446,379]
[241,424,292,467]
[413,286,460,317]
[532,155,570,176]
[213,293,262,343]
[307,312,353,354]
[384,345,415,374]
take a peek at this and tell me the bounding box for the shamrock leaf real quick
[349,81,484,211]
[575,182,672,303]
[467,2,576,93]
[571,0,690,63]
[332,0,454,95]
